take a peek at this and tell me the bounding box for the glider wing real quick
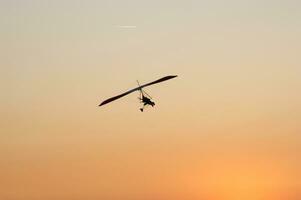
[140,75,177,89]
[99,88,138,106]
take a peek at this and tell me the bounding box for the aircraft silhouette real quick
[99,75,177,112]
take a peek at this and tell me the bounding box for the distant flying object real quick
[99,75,178,112]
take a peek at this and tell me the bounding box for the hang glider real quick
[99,75,177,111]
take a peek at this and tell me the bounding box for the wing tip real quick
[168,75,178,79]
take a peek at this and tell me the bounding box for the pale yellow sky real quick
[1,1,301,200]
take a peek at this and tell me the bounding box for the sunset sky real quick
[1,0,301,200]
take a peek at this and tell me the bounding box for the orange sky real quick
[1,1,301,200]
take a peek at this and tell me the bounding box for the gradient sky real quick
[1,0,301,200]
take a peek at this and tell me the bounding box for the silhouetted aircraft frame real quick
[99,75,178,112]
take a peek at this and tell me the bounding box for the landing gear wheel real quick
[140,108,144,112]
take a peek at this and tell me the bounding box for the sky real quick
[1,0,301,200]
